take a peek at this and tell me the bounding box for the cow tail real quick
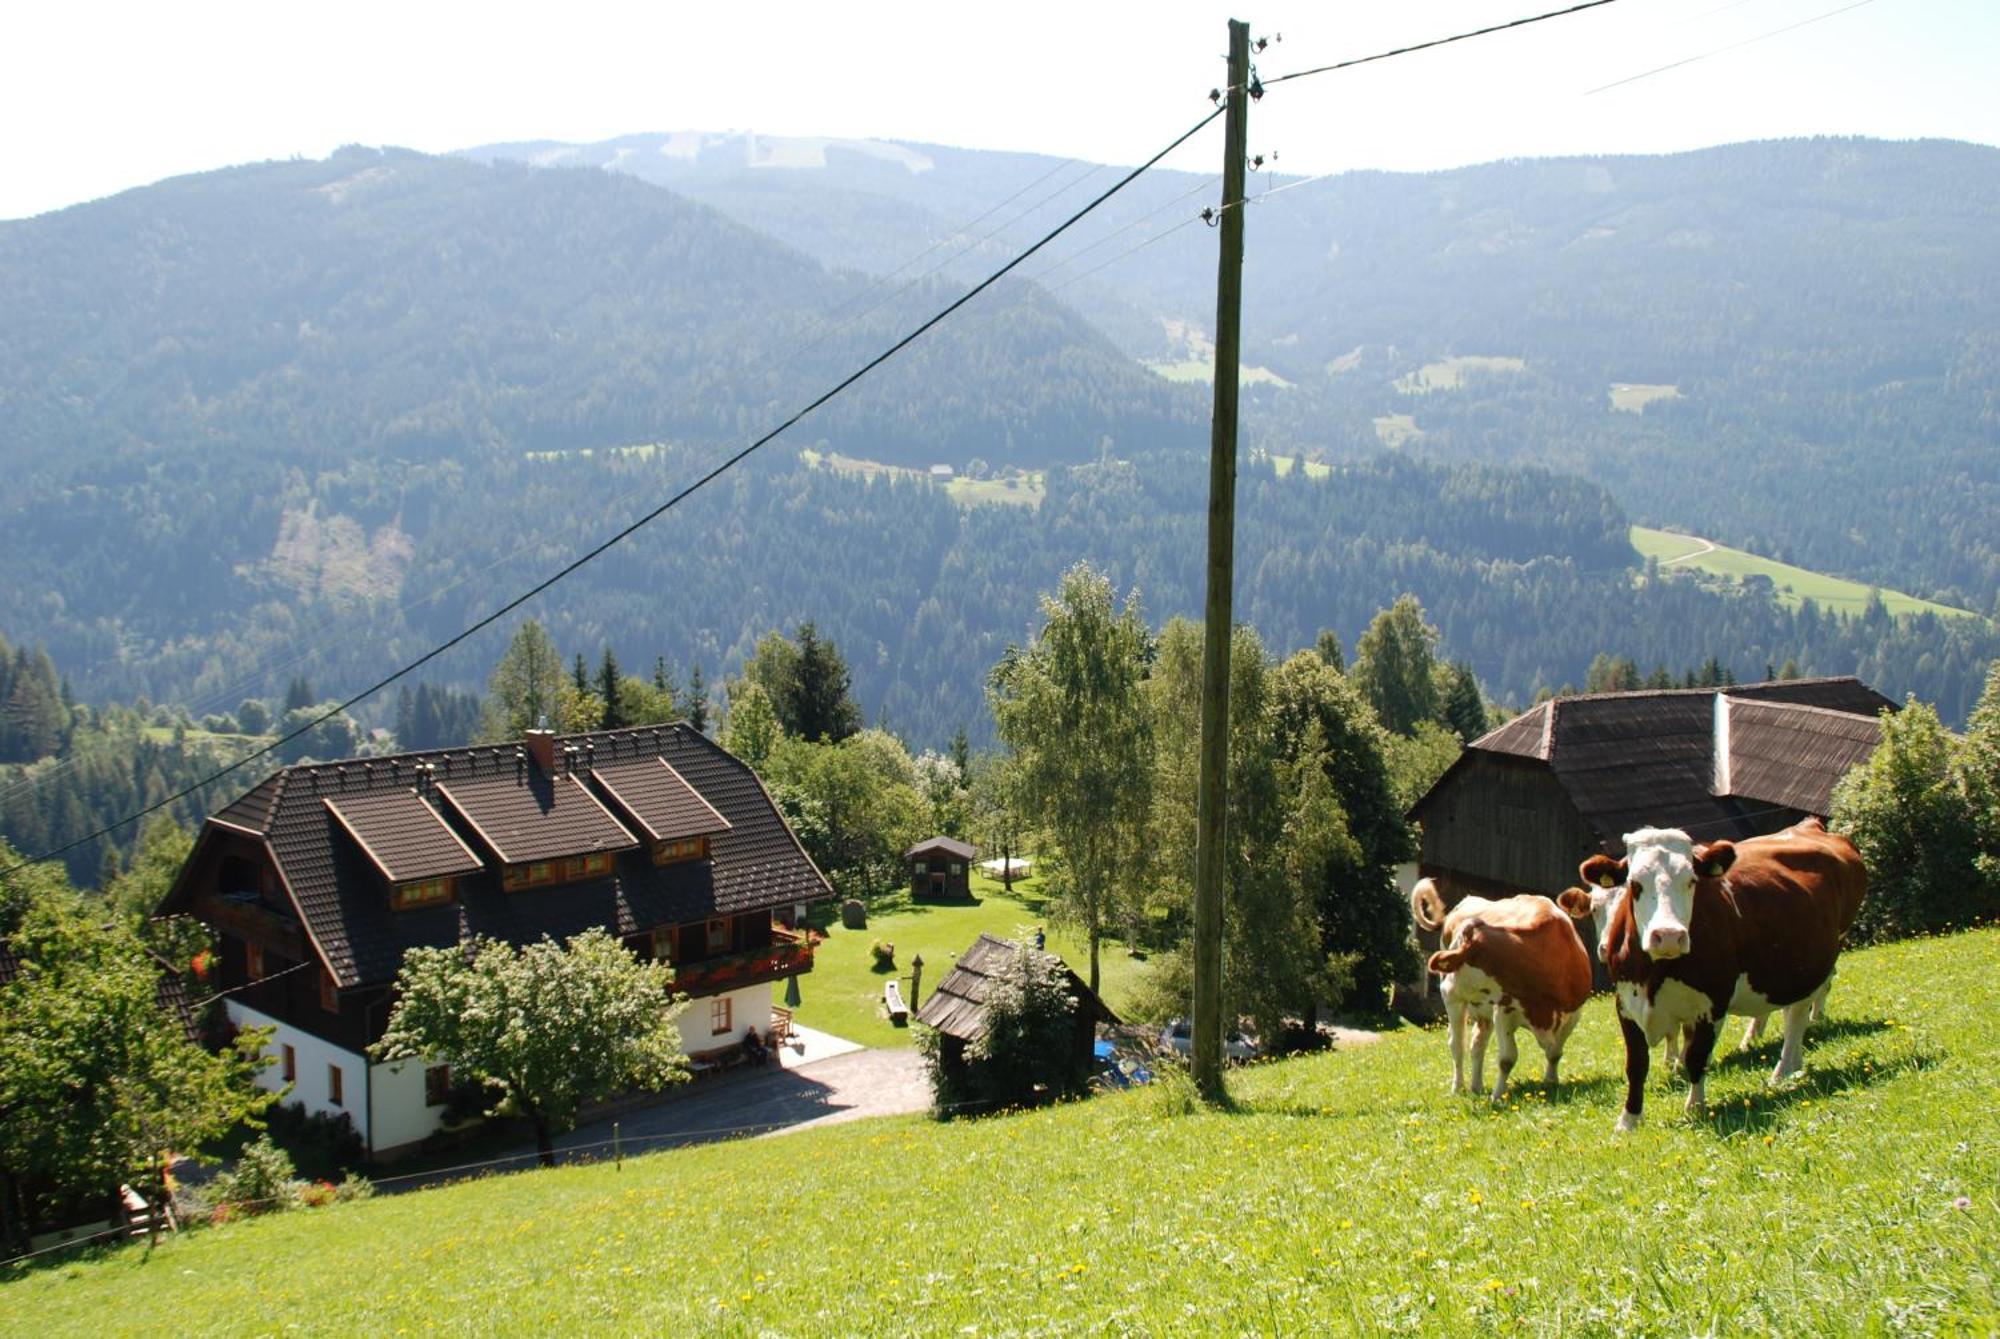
[1410,878,1447,933]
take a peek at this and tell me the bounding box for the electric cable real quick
[1585,0,1876,94]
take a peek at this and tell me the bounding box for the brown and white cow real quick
[1559,818,1866,1131]
[1412,878,1593,1103]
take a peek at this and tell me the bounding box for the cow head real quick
[1560,877,1620,960]
[1589,828,1735,961]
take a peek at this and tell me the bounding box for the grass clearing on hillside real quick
[1609,382,1681,412]
[1373,413,1422,447]
[1394,354,1527,394]
[1631,525,1978,620]
[1262,453,1331,481]
[787,874,1146,1048]
[11,928,1997,1335]
[944,472,1044,509]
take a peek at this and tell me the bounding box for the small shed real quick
[915,933,1118,1092]
[906,836,977,899]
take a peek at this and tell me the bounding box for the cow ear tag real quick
[1597,875,1617,889]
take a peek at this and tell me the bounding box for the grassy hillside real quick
[1631,526,1980,621]
[10,927,1996,1335]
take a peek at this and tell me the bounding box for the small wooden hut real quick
[905,836,976,899]
[914,933,1117,1086]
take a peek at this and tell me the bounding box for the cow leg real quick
[1468,1010,1492,1097]
[1681,1018,1719,1118]
[1740,1013,1767,1052]
[1616,1014,1650,1132]
[1444,988,1467,1094]
[1491,1014,1519,1105]
[1542,1009,1583,1087]
[1662,1026,1682,1076]
[1772,997,1813,1083]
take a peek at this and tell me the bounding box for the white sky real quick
[3,0,1994,221]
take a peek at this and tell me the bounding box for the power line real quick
[0,101,1228,880]
[1264,0,1624,88]
[1585,0,1876,94]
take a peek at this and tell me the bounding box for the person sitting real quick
[741,1029,769,1066]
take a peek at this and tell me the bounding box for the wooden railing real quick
[668,931,813,996]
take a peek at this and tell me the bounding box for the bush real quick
[210,1135,298,1215]
[870,939,896,970]
[1832,699,1983,941]
[333,1171,375,1203]
[297,1180,338,1209]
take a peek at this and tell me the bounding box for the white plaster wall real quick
[370,1058,448,1153]
[677,981,773,1055]
[227,1000,372,1146]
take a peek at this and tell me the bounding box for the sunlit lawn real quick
[788,872,1151,1048]
[8,928,1996,1335]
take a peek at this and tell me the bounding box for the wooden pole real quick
[1192,18,1251,1104]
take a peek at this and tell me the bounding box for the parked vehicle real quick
[1157,1018,1258,1062]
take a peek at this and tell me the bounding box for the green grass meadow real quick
[1630,525,1979,621]
[787,873,1148,1049]
[8,927,1996,1334]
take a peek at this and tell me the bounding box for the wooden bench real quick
[884,980,909,1024]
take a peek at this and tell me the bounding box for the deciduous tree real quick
[990,562,1152,994]
[372,930,686,1168]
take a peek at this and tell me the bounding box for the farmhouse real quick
[159,723,829,1158]
[1408,677,1894,902]
[914,932,1117,1085]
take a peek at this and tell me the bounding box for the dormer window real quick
[653,836,710,866]
[501,851,616,891]
[391,876,456,911]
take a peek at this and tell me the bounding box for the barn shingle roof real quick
[1420,677,1893,847]
[436,770,638,865]
[176,725,830,989]
[905,836,976,862]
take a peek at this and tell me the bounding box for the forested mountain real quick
[472,133,2000,613]
[1,138,1994,772]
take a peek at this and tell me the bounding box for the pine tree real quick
[596,648,625,731]
[683,663,709,733]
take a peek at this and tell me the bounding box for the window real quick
[425,1064,452,1107]
[282,1044,297,1084]
[652,836,709,865]
[319,970,339,1013]
[913,859,929,874]
[651,927,678,963]
[710,996,733,1036]
[706,919,730,954]
[328,1064,344,1107]
[950,863,963,875]
[245,942,265,980]
[391,876,455,910]
[562,851,615,881]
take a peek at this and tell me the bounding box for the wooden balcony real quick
[668,928,814,997]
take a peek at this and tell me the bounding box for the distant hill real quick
[469,134,2000,614]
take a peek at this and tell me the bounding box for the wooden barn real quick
[914,932,1116,1082]
[905,836,977,899]
[1409,677,1895,903]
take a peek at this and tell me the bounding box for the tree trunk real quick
[1088,926,1101,997]
[531,1112,556,1169]
[1,1167,31,1256]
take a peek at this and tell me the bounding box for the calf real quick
[1561,819,1865,1131]
[1412,879,1592,1103]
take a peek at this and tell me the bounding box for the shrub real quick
[1832,699,1982,941]
[210,1135,298,1215]
[264,1101,366,1179]
[870,939,896,970]
[297,1180,338,1209]
[333,1171,376,1203]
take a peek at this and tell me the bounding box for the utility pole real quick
[1192,18,1251,1104]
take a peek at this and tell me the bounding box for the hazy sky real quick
[4,0,1994,221]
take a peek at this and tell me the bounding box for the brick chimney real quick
[524,728,558,775]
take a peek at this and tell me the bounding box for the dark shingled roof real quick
[1416,677,1893,848]
[177,725,831,989]
[323,789,485,885]
[914,933,1116,1042]
[593,757,733,843]
[905,836,977,862]
[1724,698,1884,817]
[437,769,638,865]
